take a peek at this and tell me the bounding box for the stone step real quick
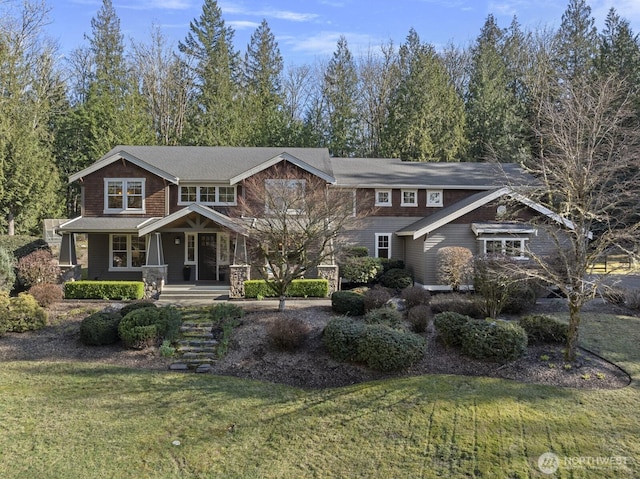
[177,346,217,354]
[181,351,218,360]
[177,339,218,348]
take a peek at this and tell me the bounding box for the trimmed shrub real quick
[340,256,382,284]
[408,304,432,333]
[400,285,431,309]
[460,319,528,362]
[4,293,48,332]
[28,283,64,307]
[518,314,568,344]
[64,281,145,300]
[243,279,329,298]
[331,290,365,316]
[266,315,311,351]
[118,306,182,349]
[430,293,483,318]
[119,301,157,317]
[80,312,122,345]
[323,317,366,362]
[357,324,426,372]
[0,247,16,293]
[210,303,245,322]
[363,286,392,312]
[378,268,413,290]
[436,247,473,291]
[433,311,471,347]
[364,307,404,329]
[16,249,60,289]
[343,246,369,258]
[379,258,405,273]
[0,291,9,337]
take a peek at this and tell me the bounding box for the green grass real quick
[0,313,639,478]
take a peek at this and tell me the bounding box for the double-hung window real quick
[375,189,392,207]
[178,185,237,205]
[105,179,145,213]
[375,233,391,259]
[401,189,417,207]
[110,234,146,270]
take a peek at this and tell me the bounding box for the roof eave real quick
[229,152,335,185]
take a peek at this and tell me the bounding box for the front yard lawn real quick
[0,312,638,478]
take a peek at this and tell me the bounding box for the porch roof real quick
[56,216,158,234]
[138,204,248,237]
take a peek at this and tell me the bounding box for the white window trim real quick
[184,233,197,265]
[177,185,237,206]
[401,189,418,207]
[426,189,443,207]
[479,237,529,259]
[375,189,392,207]
[375,233,392,258]
[109,234,147,271]
[104,178,146,214]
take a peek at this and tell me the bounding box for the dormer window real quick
[178,185,237,206]
[104,179,145,213]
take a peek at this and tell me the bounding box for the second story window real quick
[401,189,417,206]
[375,189,392,207]
[105,179,145,213]
[178,185,237,205]
[264,179,305,214]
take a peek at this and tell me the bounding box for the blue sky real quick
[46,0,640,65]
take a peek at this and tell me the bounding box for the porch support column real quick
[58,233,81,282]
[146,232,164,266]
[317,265,339,296]
[142,233,167,299]
[233,233,248,265]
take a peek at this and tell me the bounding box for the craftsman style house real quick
[58,146,557,293]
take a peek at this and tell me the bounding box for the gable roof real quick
[69,146,335,185]
[330,158,533,189]
[138,203,247,236]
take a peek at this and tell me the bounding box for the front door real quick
[198,233,217,280]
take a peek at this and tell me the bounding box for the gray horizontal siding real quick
[341,217,422,260]
[87,234,142,281]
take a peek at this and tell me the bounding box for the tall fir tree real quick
[465,15,529,162]
[322,36,360,157]
[597,8,640,89]
[242,20,286,146]
[0,1,62,234]
[179,0,242,145]
[382,29,467,162]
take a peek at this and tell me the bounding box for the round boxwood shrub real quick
[460,319,528,362]
[119,301,157,317]
[357,324,426,372]
[323,317,366,362]
[433,311,471,347]
[118,306,182,349]
[400,285,431,309]
[331,290,365,316]
[518,314,568,344]
[363,307,404,329]
[80,312,122,346]
[378,268,413,290]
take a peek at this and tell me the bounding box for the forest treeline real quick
[0,0,638,234]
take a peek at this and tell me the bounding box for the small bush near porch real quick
[64,280,145,300]
[244,279,328,299]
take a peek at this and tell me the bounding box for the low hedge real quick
[118,306,182,349]
[357,324,426,372]
[243,279,329,298]
[331,290,365,316]
[378,268,413,290]
[460,319,528,362]
[80,312,122,345]
[64,281,145,300]
[518,314,568,344]
[433,311,471,347]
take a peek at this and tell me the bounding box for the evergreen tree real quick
[382,29,467,162]
[179,0,242,145]
[0,1,62,234]
[597,8,640,87]
[465,15,529,162]
[242,20,286,146]
[323,36,359,157]
[553,0,598,83]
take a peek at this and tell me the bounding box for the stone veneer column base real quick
[142,265,168,300]
[317,265,339,295]
[229,265,250,299]
[59,264,82,283]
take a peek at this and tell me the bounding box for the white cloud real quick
[592,0,640,28]
[286,31,379,56]
[228,20,261,30]
[218,2,319,22]
[115,0,193,11]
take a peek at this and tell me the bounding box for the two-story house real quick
[57,146,559,293]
